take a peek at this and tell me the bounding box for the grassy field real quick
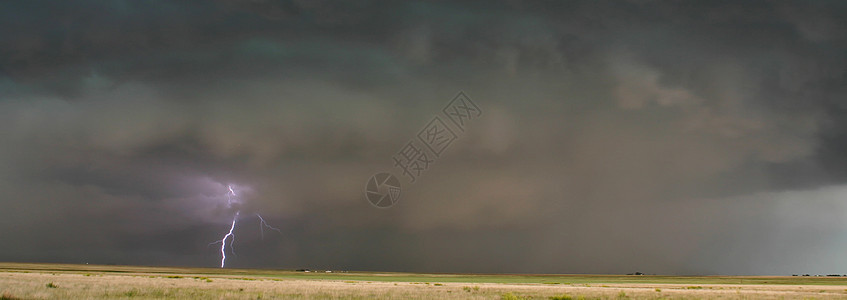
[1,262,847,299]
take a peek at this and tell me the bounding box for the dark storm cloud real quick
[1,0,846,275]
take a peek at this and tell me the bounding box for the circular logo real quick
[365,172,401,208]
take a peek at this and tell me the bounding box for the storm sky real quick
[2,0,847,275]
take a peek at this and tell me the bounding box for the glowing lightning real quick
[256,213,282,240]
[211,185,281,268]
[218,212,238,268]
[227,185,237,204]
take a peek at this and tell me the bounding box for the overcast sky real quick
[1,0,847,275]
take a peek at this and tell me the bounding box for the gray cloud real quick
[1,0,846,275]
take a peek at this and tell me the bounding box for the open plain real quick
[1,263,846,299]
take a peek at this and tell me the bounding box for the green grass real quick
[252,272,847,286]
[501,292,531,300]
[2,262,847,286]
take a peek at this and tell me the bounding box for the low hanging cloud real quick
[0,0,846,275]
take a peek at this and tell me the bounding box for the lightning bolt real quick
[217,212,238,268]
[227,186,236,204]
[211,185,281,268]
[256,213,282,240]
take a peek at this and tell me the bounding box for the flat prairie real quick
[1,263,846,299]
